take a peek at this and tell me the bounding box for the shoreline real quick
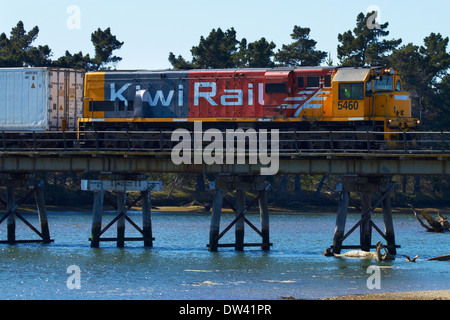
[322,290,450,300]
[23,203,450,215]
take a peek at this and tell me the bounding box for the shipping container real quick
[0,67,84,131]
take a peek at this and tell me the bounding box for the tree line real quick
[0,21,123,71]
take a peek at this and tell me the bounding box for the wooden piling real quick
[235,190,245,251]
[360,192,372,252]
[90,190,104,248]
[382,194,397,255]
[142,190,153,248]
[259,188,270,251]
[333,191,349,254]
[6,187,15,244]
[116,192,126,248]
[35,185,51,244]
[209,190,223,252]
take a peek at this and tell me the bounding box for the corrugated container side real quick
[0,68,50,130]
[49,68,85,131]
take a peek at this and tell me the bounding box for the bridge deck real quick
[0,151,448,175]
[0,130,448,175]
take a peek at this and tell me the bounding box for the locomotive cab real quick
[332,67,418,142]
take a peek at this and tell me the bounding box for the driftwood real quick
[408,204,450,233]
[183,200,212,212]
[427,254,450,261]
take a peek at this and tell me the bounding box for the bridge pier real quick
[332,175,399,255]
[81,175,162,248]
[0,174,53,244]
[208,175,272,252]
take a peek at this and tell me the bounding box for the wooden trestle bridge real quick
[0,130,449,253]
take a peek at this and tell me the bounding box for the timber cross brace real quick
[331,175,400,255]
[0,178,53,244]
[89,189,154,248]
[208,175,272,252]
[84,178,162,248]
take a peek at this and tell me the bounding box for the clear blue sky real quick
[1,0,449,69]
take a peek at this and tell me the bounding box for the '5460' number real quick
[338,101,359,110]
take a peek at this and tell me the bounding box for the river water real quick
[0,211,448,300]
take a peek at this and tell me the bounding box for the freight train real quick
[0,66,419,150]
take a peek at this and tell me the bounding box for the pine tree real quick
[191,27,239,69]
[244,37,276,68]
[90,28,124,70]
[0,21,52,67]
[274,26,327,67]
[389,33,450,129]
[168,27,276,69]
[337,12,402,67]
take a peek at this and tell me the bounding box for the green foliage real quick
[168,52,195,69]
[389,33,450,129]
[0,21,52,67]
[274,26,327,67]
[52,51,92,70]
[90,28,124,70]
[53,27,123,71]
[237,37,276,68]
[191,27,239,69]
[169,27,277,69]
[337,12,402,67]
[0,21,123,71]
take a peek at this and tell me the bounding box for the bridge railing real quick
[1,130,450,155]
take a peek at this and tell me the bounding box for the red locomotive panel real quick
[188,69,265,118]
[187,68,334,119]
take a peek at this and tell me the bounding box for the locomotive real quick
[81,66,418,137]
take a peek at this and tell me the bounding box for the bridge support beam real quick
[82,176,162,248]
[333,190,349,254]
[0,174,53,244]
[331,175,400,255]
[207,175,272,252]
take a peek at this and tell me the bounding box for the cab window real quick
[265,83,287,94]
[324,75,332,88]
[307,76,320,88]
[365,81,373,96]
[396,81,402,91]
[374,76,393,91]
[339,83,364,100]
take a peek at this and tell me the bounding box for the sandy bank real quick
[323,290,450,300]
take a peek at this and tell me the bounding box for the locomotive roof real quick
[92,66,337,74]
[333,67,372,82]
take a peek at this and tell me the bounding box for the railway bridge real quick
[0,130,449,254]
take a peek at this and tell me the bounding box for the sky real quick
[0,0,449,70]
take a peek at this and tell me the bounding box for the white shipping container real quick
[0,67,85,131]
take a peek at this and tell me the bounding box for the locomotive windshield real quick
[373,75,393,91]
